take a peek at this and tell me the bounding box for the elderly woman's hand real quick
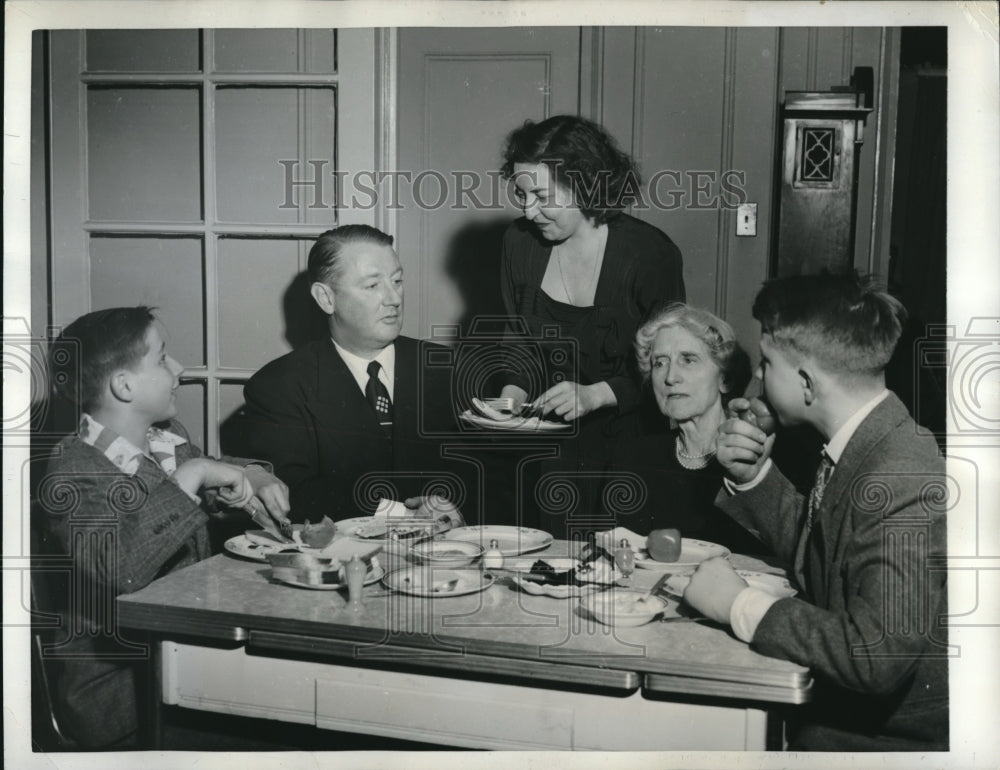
[531,381,616,421]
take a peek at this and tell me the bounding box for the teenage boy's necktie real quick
[806,453,835,530]
[365,360,393,435]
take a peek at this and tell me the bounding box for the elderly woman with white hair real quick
[605,302,765,553]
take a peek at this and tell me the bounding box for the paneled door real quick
[47,29,379,453]
[395,27,581,340]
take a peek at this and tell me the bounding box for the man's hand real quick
[683,556,748,625]
[531,381,615,421]
[404,495,465,529]
[243,464,291,522]
[717,397,776,485]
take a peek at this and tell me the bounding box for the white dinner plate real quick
[665,570,797,599]
[439,525,554,556]
[335,516,439,541]
[511,576,610,600]
[633,538,731,571]
[224,533,305,562]
[271,564,386,591]
[383,567,495,597]
[459,410,571,432]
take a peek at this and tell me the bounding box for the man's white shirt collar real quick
[823,389,890,464]
[331,338,395,399]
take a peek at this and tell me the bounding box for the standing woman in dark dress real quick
[496,115,685,537]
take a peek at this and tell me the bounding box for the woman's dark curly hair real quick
[500,115,640,225]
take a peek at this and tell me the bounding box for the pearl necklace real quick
[675,435,715,469]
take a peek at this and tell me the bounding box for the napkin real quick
[595,526,645,554]
[374,498,411,518]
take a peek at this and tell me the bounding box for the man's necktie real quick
[365,360,393,435]
[806,452,835,529]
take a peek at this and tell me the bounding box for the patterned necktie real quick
[365,360,393,435]
[806,452,835,529]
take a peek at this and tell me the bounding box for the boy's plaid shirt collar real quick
[78,413,188,476]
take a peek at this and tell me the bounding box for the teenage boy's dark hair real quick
[307,224,395,287]
[50,306,157,412]
[752,271,907,377]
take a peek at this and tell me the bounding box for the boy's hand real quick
[683,556,748,624]
[243,464,291,521]
[717,398,776,484]
[175,458,253,507]
[404,495,465,529]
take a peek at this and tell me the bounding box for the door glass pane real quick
[174,380,206,451]
[86,29,201,72]
[217,238,323,369]
[213,29,336,74]
[87,87,202,222]
[215,87,336,225]
[89,236,205,367]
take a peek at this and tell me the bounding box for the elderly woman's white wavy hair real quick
[634,302,751,402]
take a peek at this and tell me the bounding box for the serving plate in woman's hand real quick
[438,525,553,556]
[665,569,797,599]
[383,567,494,597]
[633,538,731,571]
[459,410,570,432]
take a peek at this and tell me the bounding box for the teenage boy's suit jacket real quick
[39,420,254,748]
[243,336,468,523]
[718,393,949,751]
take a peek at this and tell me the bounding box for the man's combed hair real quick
[752,271,907,377]
[307,224,395,286]
[500,115,640,225]
[49,306,157,412]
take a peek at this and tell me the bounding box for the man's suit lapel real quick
[313,340,388,443]
[794,393,907,599]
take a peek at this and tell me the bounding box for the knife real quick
[244,500,295,544]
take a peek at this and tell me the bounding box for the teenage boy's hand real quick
[404,495,465,529]
[717,398,776,484]
[205,462,255,509]
[683,556,748,624]
[243,464,291,521]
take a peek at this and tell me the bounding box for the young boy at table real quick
[683,272,949,751]
[39,307,290,749]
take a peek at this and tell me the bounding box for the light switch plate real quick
[736,203,757,236]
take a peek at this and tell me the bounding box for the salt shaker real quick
[345,555,366,610]
[614,538,634,582]
[483,539,504,571]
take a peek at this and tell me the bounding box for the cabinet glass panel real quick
[86,29,201,72]
[87,87,202,222]
[215,87,336,225]
[175,380,206,452]
[213,29,336,74]
[218,381,249,453]
[217,238,318,369]
[89,236,205,367]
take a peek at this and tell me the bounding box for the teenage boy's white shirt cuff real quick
[730,587,782,643]
[723,458,773,494]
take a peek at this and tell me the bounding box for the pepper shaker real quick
[483,539,504,571]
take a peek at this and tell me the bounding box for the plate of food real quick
[438,525,553,556]
[224,516,340,562]
[506,557,616,599]
[459,410,571,432]
[335,516,440,541]
[383,567,495,597]
[266,552,385,591]
[665,570,797,599]
[633,538,731,571]
[580,589,674,627]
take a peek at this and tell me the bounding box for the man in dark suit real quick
[684,272,949,751]
[243,225,468,524]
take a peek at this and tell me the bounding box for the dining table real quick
[116,535,812,751]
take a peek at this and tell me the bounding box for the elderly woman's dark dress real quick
[500,214,684,537]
